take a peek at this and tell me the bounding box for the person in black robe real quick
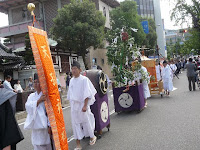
[0,88,24,150]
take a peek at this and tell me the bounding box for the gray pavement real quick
[17,71,200,150]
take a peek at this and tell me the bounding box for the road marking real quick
[63,105,71,110]
[172,87,177,91]
[67,135,75,143]
[109,109,115,115]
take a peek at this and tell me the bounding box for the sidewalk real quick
[16,89,69,124]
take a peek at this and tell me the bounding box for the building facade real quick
[135,0,155,19]
[0,0,119,84]
[133,0,167,57]
[153,0,167,57]
[165,29,190,45]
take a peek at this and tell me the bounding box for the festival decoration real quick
[28,3,68,150]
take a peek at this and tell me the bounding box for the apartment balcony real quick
[0,20,44,38]
[0,0,36,13]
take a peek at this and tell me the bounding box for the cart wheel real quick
[108,127,110,132]
[137,108,144,113]
[161,94,163,98]
[107,123,110,129]
[97,135,102,139]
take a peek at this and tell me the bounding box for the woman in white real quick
[14,80,23,93]
[162,60,173,96]
[155,60,162,81]
[134,63,151,107]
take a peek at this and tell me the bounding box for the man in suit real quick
[186,58,197,91]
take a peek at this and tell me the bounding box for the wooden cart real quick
[133,56,164,97]
[148,80,164,98]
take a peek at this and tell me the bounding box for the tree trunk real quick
[81,53,88,70]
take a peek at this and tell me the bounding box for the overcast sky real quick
[0,0,191,30]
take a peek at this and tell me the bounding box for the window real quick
[92,58,97,65]
[103,7,106,17]
[101,59,104,65]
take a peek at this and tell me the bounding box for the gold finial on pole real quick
[27,3,35,16]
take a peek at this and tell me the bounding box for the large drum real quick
[82,70,108,96]
[82,69,110,138]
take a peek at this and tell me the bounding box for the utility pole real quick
[156,44,160,61]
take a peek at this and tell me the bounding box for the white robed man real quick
[162,60,173,96]
[134,62,151,107]
[67,61,97,150]
[155,59,162,81]
[24,73,52,150]
[169,61,177,79]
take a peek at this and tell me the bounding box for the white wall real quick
[153,0,167,58]
[99,0,112,29]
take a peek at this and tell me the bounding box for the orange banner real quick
[28,26,68,150]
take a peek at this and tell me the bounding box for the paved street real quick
[17,71,200,150]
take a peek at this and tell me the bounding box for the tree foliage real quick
[171,0,200,53]
[184,28,200,52]
[24,34,35,65]
[109,0,146,46]
[171,0,200,31]
[51,0,106,68]
[167,38,197,60]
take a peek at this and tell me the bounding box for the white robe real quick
[134,66,151,99]
[162,65,173,91]
[67,75,97,140]
[24,91,51,149]
[155,65,162,81]
[170,64,177,79]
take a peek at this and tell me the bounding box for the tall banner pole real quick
[27,3,68,150]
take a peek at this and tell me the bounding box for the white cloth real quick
[162,64,173,91]
[134,66,151,99]
[14,84,23,93]
[155,65,162,81]
[0,87,17,113]
[67,75,97,140]
[24,91,51,146]
[140,66,151,99]
[3,80,13,91]
[33,143,52,150]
